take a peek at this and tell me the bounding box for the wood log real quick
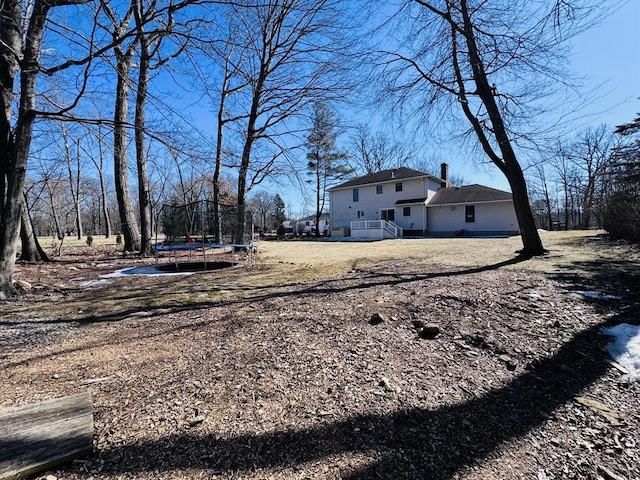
[0,392,93,480]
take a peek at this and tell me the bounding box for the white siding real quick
[328,173,523,237]
[330,175,442,233]
[427,201,519,234]
[330,188,359,229]
[425,178,443,200]
[398,204,424,232]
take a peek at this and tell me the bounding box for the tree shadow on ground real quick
[1,256,530,369]
[68,255,533,325]
[84,254,637,479]
[552,255,640,326]
[87,320,611,479]
[6,251,636,477]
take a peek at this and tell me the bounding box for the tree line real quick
[1,0,633,298]
[529,122,640,238]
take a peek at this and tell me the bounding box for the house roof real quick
[427,184,513,206]
[330,167,441,190]
[395,197,428,205]
[297,213,330,222]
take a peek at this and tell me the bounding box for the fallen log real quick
[0,392,93,480]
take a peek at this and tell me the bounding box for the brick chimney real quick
[440,163,449,188]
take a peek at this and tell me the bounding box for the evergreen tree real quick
[306,103,352,237]
[273,194,286,234]
[599,116,640,242]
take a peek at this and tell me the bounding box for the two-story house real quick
[329,164,519,238]
[294,213,330,236]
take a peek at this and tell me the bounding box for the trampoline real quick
[154,201,256,271]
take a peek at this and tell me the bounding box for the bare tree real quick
[529,161,556,231]
[0,0,94,298]
[101,3,143,252]
[571,125,616,229]
[82,124,113,238]
[185,16,251,243]
[375,0,606,256]
[350,125,414,175]
[1,0,209,295]
[550,140,580,229]
[219,0,353,243]
[60,125,84,239]
[167,147,209,206]
[248,191,275,233]
[131,0,191,255]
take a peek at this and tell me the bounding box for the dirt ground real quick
[1,232,639,479]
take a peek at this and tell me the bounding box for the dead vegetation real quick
[1,231,639,479]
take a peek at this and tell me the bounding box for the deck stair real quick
[350,220,403,239]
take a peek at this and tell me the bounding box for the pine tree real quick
[600,116,640,242]
[273,194,286,234]
[306,103,352,237]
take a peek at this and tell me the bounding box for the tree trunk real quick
[457,0,544,256]
[91,125,112,238]
[543,180,554,231]
[0,1,51,298]
[44,178,65,240]
[0,0,21,299]
[563,183,569,230]
[581,179,595,229]
[236,75,263,244]
[98,154,112,238]
[134,32,153,256]
[315,161,322,238]
[506,164,543,255]
[20,193,49,262]
[1,0,90,298]
[113,52,141,252]
[212,71,230,244]
[235,137,254,244]
[63,129,83,239]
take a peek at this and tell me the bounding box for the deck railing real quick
[350,220,403,238]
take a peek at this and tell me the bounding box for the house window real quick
[376,185,383,194]
[353,188,359,202]
[403,206,411,217]
[395,182,403,192]
[465,205,475,223]
[357,210,365,219]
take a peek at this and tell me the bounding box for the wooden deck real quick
[0,392,93,480]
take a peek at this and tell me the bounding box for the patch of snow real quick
[78,279,113,287]
[102,265,196,277]
[601,323,640,382]
[575,290,622,300]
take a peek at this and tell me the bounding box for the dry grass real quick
[6,230,638,325]
[40,229,637,277]
[257,230,639,282]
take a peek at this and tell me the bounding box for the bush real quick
[600,192,640,243]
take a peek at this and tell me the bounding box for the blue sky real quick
[570,1,640,127]
[274,2,640,216]
[464,1,640,193]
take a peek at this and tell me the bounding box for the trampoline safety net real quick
[158,201,254,246]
